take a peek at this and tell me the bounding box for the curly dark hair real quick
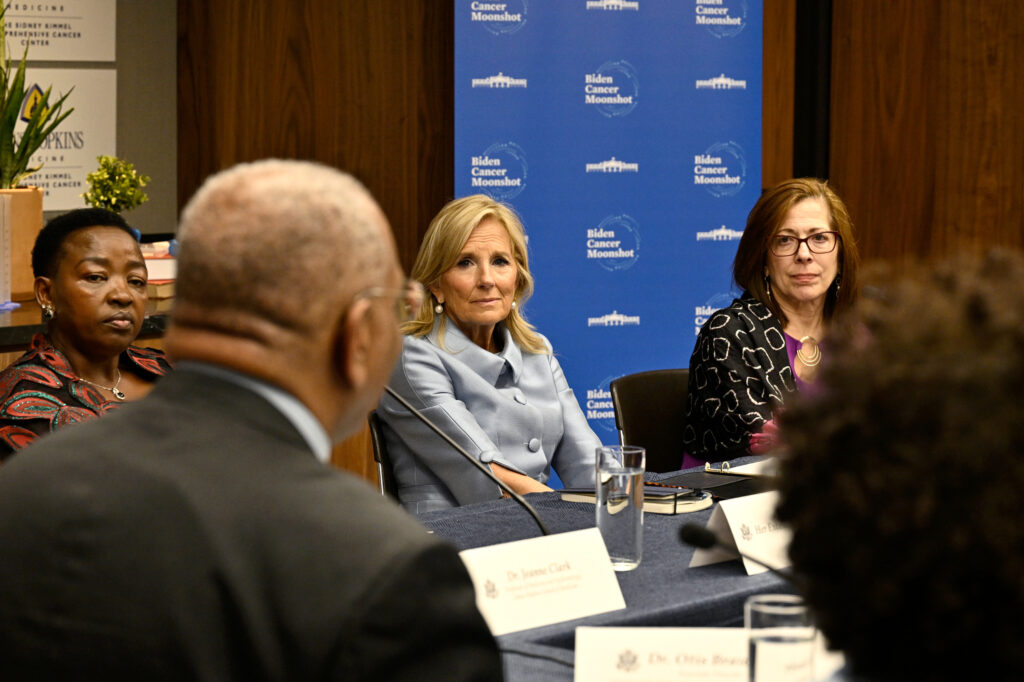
[775,248,1024,681]
[32,208,135,278]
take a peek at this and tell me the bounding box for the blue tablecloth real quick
[419,463,791,682]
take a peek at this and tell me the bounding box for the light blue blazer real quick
[378,320,601,514]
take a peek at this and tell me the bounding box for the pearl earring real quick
[434,303,443,314]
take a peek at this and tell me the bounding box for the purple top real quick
[785,332,824,393]
[680,333,818,470]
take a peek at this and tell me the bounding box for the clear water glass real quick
[595,445,645,571]
[745,594,815,682]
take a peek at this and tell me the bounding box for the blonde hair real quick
[404,194,547,354]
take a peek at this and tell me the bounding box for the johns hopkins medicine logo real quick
[695,0,747,38]
[694,141,746,197]
[586,214,639,271]
[470,142,527,200]
[469,0,527,35]
[585,61,638,118]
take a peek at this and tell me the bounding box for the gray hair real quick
[175,160,389,336]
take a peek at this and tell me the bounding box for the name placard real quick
[575,626,846,681]
[458,528,625,636]
[575,627,747,681]
[689,490,792,575]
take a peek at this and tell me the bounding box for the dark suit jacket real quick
[0,368,502,682]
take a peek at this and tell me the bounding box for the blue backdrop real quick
[454,0,762,457]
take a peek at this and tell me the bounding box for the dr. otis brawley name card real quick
[458,528,625,635]
[575,627,748,681]
[575,627,845,681]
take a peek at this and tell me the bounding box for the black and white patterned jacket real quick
[683,294,796,461]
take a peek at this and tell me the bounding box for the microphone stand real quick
[384,387,551,536]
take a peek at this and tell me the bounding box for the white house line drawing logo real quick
[471,72,527,88]
[697,225,743,241]
[696,73,747,90]
[586,0,639,10]
[587,311,640,327]
[585,157,638,173]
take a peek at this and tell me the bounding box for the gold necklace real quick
[796,336,822,367]
[78,369,126,401]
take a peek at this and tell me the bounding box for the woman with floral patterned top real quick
[0,209,172,459]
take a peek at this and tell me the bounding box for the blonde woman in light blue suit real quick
[378,195,600,515]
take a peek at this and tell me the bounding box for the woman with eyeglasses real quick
[377,194,601,514]
[683,178,860,464]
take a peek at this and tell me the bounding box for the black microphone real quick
[384,386,551,536]
[679,523,798,585]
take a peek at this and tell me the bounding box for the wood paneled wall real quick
[763,0,797,188]
[180,2,1024,482]
[830,0,1024,262]
[178,1,455,481]
[177,1,454,271]
[178,1,798,482]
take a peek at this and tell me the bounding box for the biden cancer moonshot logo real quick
[469,142,528,200]
[468,0,528,35]
[584,60,639,118]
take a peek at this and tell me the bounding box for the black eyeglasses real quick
[770,231,840,257]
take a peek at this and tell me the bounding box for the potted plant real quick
[0,4,74,300]
[0,5,74,188]
[82,155,150,214]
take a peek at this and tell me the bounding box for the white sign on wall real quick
[5,0,117,62]
[20,68,116,210]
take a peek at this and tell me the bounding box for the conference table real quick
[419,462,792,682]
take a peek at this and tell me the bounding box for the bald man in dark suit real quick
[0,160,502,682]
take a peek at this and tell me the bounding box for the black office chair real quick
[367,411,399,498]
[609,368,689,473]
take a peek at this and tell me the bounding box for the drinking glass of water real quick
[595,445,645,571]
[745,594,815,682]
